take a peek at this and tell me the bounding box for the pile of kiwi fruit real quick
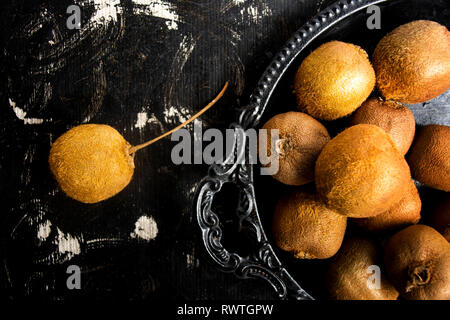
[262,20,450,300]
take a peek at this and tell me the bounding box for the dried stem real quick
[129,82,229,154]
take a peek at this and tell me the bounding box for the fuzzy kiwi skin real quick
[354,180,421,233]
[373,20,450,104]
[315,124,411,218]
[272,191,346,259]
[429,194,450,242]
[407,125,450,192]
[349,97,415,155]
[49,124,135,203]
[326,237,399,300]
[294,41,375,120]
[384,225,450,300]
[261,111,330,186]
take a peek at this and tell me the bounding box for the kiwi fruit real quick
[354,179,421,233]
[315,124,411,218]
[325,237,399,300]
[260,111,330,186]
[407,124,450,192]
[272,191,346,259]
[294,41,375,120]
[49,124,135,203]
[373,20,450,104]
[384,225,450,300]
[49,83,228,203]
[429,194,450,242]
[349,97,415,155]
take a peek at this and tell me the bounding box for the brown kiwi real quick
[272,191,346,259]
[315,124,411,218]
[260,111,330,186]
[429,194,450,242]
[325,237,399,300]
[49,124,135,204]
[349,97,415,155]
[49,83,228,203]
[354,179,421,233]
[294,41,375,120]
[407,124,450,192]
[384,225,450,300]
[373,20,450,104]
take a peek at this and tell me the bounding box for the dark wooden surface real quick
[0,0,337,301]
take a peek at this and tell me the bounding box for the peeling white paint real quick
[179,34,196,55]
[163,106,191,124]
[135,112,149,129]
[90,0,122,24]
[135,110,164,131]
[37,220,52,241]
[165,20,178,30]
[10,98,44,125]
[56,228,81,257]
[132,0,180,30]
[131,215,158,241]
[162,34,197,121]
[240,3,272,25]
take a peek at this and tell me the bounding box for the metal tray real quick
[195,0,450,300]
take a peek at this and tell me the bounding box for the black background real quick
[1,0,449,302]
[0,0,337,301]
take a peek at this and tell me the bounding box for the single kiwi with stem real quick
[49,82,228,204]
[314,124,411,218]
[325,237,399,300]
[384,225,450,300]
[294,41,375,120]
[373,20,450,104]
[260,111,330,186]
[349,97,415,155]
[272,190,347,260]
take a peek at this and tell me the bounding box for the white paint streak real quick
[165,20,178,30]
[10,98,44,125]
[179,34,196,55]
[132,0,180,30]
[37,220,52,241]
[240,3,272,25]
[162,34,197,122]
[135,110,164,131]
[163,106,191,124]
[131,216,158,241]
[90,0,122,24]
[135,112,149,129]
[171,34,197,78]
[56,228,81,257]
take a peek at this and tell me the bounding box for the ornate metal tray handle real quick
[195,126,313,300]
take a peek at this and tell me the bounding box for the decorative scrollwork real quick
[195,0,388,300]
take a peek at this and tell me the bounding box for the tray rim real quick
[195,0,391,300]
